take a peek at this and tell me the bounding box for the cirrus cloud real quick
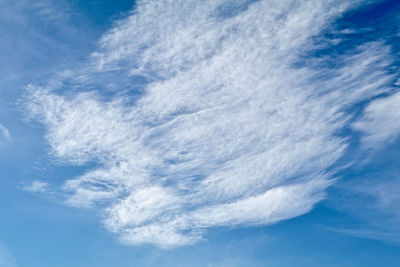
[0,124,11,141]
[25,0,396,247]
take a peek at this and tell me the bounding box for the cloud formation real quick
[353,92,400,148]
[21,180,50,193]
[330,169,400,244]
[0,124,11,141]
[26,0,396,247]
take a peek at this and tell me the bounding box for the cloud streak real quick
[353,92,400,148]
[329,169,400,244]
[25,0,397,247]
[21,180,50,194]
[0,124,11,141]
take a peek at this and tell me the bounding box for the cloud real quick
[0,0,96,96]
[21,180,50,193]
[353,92,400,148]
[0,124,11,141]
[25,0,396,247]
[329,170,400,244]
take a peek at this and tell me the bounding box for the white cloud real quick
[21,180,50,193]
[25,0,396,247]
[0,124,11,141]
[353,92,400,148]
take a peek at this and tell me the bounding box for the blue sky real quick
[1,0,400,266]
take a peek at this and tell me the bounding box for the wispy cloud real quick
[0,0,96,95]
[329,170,400,244]
[25,0,397,247]
[21,180,50,194]
[0,124,11,141]
[353,92,400,148]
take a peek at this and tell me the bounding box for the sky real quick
[1,0,400,266]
